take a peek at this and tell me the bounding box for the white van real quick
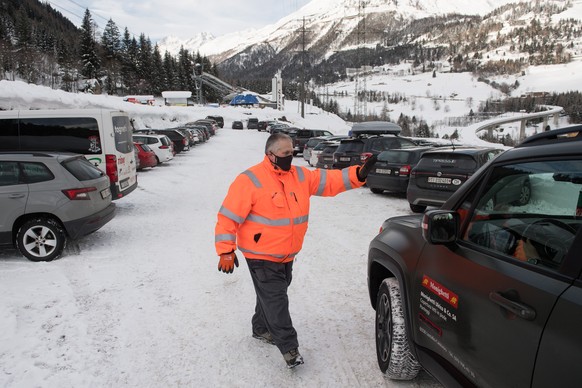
[0,109,137,199]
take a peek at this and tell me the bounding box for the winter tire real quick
[16,218,66,262]
[409,204,427,213]
[370,188,384,194]
[375,277,420,380]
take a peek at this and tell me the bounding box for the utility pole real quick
[354,0,367,120]
[300,17,306,118]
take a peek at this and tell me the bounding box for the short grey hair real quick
[265,133,292,154]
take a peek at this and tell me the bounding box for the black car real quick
[333,121,417,169]
[232,121,243,130]
[257,121,268,131]
[206,115,224,128]
[366,146,435,194]
[193,120,216,136]
[247,117,259,129]
[367,127,582,387]
[407,146,504,213]
[135,129,189,154]
[333,135,417,169]
[290,129,334,156]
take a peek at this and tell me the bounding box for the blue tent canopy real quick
[229,94,259,105]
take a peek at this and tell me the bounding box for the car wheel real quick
[370,188,384,194]
[376,277,420,379]
[16,218,66,262]
[409,204,427,213]
[516,179,531,206]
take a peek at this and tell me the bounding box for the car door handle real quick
[9,193,26,199]
[489,292,536,320]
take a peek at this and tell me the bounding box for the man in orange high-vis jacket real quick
[215,133,377,369]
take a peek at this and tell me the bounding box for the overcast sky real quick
[45,0,312,41]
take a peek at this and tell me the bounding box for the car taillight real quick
[62,187,97,200]
[182,138,187,145]
[106,154,118,183]
[159,145,169,149]
[399,165,411,176]
[360,152,373,162]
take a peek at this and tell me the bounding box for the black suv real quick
[290,129,334,155]
[367,127,582,387]
[407,146,504,213]
[366,146,435,194]
[333,135,417,169]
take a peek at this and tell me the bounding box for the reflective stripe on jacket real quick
[215,155,364,263]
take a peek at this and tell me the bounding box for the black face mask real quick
[271,154,293,171]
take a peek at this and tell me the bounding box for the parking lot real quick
[0,128,441,387]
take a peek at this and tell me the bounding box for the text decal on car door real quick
[422,275,459,309]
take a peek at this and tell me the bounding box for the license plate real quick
[428,177,451,184]
[120,179,129,189]
[376,168,391,174]
[340,157,351,162]
[101,187,111,199]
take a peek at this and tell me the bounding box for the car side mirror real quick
[422,210,459,244]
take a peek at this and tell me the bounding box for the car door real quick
[0,161,28,242]
[411,158,582,388]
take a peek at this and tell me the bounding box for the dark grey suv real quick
[407,146,504,212]
[367,127,582,387]
[0,152,115,261]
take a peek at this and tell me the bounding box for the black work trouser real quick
[246,258,298,354]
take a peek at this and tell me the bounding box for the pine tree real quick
[79,9,100,81]
[101,19,121,60]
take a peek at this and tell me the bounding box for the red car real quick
[133,142,158,170]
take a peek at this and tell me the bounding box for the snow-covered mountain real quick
[158,0,519,59]
[157,32,215,55]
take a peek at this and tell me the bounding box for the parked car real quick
[192,120,216,136]
[257,121,268,131]
[138,129,189,154]
[366,147,435,194]
[367,126,582,387]
[131,133,174,164]
[247,117,259,129]
[303,135,347,164]
[267,122,290,134]
[0,109,137,200]
[0,152,115,261]
[407,146,504,213]
[333,133,417,169]
[289,129,334,156]
[232,121,244,130]
[133,142,158,170]
[205,115,224,128]
[315,141,341,169]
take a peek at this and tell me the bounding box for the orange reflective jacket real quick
[215,156,364,263]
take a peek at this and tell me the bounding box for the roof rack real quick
[350,121,402,136]
[517,125,582,147]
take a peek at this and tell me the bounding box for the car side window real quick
[21,162,54,184]
[0,161,21,186]
[460,159,582,272]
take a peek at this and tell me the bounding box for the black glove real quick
[357,155,377,182]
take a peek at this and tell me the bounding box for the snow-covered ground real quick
[0,54,577,385]
[0,125,441,387]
